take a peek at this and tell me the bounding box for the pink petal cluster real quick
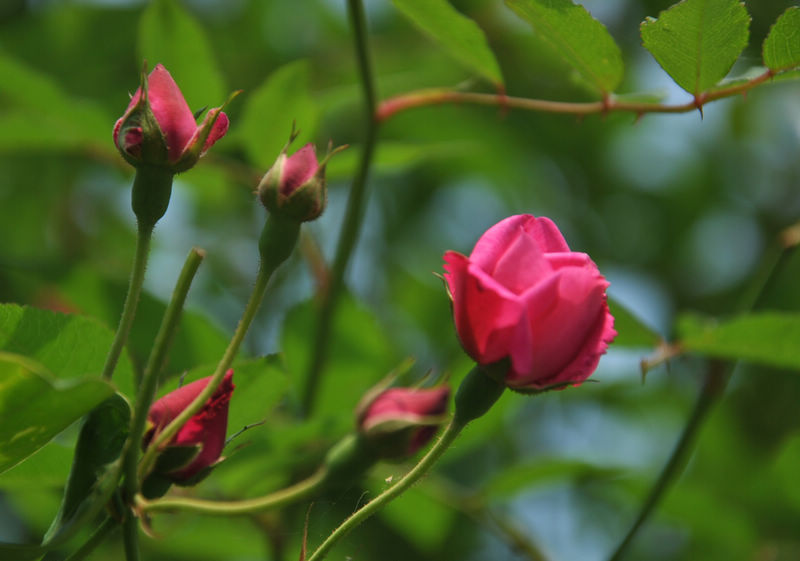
[278,144,319,197]
[358,386,450,457]
[144,370,235,482]
[443,214,616,391]
[113,64,229,167]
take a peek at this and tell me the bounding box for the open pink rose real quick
[144,370,235,482]
[443,215,616,391]
[357,386,450,459]
[113,64,229,171]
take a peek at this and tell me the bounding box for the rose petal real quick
[469,214,532,273]
[202,109,229,153]
[549,298,616,388]
[444,251,524,364]
[523,216,571,253]
[491,227,552,294]
[281,144,318,196]
[508,264,609,388]
[361,387,450,431]
[146,64,197,162]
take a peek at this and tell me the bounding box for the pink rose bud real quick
[143,370,235,484]
[357,386,450,460]
[113,63,231,172]
[258,127,346,222]
[443,214,616,392]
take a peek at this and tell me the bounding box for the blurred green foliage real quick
[0,1,799,560]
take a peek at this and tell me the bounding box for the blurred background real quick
[1,0,799,560]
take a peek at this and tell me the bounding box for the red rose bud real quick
[257,127,346,222]
[113,63,232,172]
[443,214,616,392]
[357,386,450,460]
[143,370,235,484]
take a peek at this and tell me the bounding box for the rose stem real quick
[135,468,327,515]
[102,166,173,383]
[138,217,300,482]
[299,0,380,417]
[606,231,798,561]
[119,247,205,560]
[376,69,775,122]
[306,366,505,561]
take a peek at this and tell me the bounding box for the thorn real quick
[177,371,188,387]
[601,93,612,120]
[298,504,313,561]
[693,94,705,120]
[225,419,267,446]
[496,84,509,119]
[193,105,208,120]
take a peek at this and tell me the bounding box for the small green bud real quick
[257,127,346,222]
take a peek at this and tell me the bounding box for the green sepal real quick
[43,394,131,543]
[454,364,505,425]
[152,444,201,475]
[131,165,174,228]
[258,215,301,274]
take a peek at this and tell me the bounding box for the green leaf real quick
[640,0,750,95]
[283,294,399,434]
[763,6,800,73]
[325,140,470,181]
[59,269,229,384]
[391,0,503,86]
[138,0,227,110]
[43,394,130,543]
[608,298,662,348]
[0,352,114,475]
[0,303,135,397]
[484,458,621,498]
[0,51,111,154]
[0,542,47,561]
[236,60,318,169]
[505,0,623,95]
[678,312,800,370]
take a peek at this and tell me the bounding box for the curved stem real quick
[136,468,327,516]
[138,216,299,481]
[122,248,205,499]
[102,221,153,382]
[300,0,380,417]
[377,69,775,121]
[139,262,272,480]
[306,418,465,561]
[606,236,797,561]
[606,362,726,561]
[63,517,118,561]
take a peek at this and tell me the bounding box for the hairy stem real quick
[300,0,379,417]
[139,217,298,480]
[136,468,326,515]
[102,222,153,382]
[306,419,465,561]
[122,248,204,497]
